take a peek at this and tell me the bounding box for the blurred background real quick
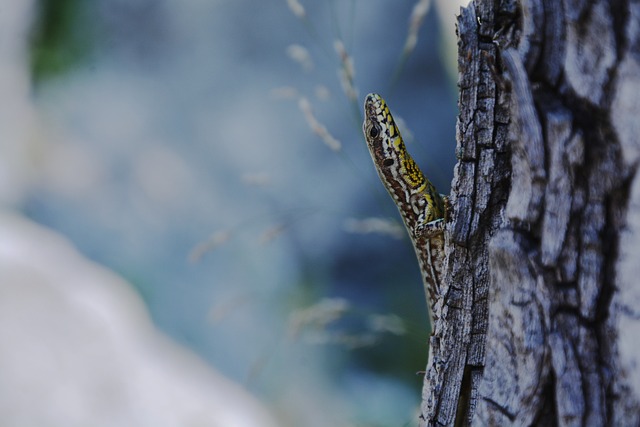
[0,0,463,425]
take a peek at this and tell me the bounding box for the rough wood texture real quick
[420,0,640,425]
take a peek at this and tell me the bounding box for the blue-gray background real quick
[25,0,458,424]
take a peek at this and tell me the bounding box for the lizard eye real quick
[368,125,381,139]
[382,158,394,167]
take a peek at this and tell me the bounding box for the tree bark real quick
[421,0,640,425]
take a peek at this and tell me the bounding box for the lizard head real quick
[362,93,427,191]
[363,93,400,168]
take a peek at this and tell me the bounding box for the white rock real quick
[0,211,278,427]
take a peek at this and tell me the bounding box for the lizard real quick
[362,93,448,326]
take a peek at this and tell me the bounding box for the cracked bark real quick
[420,0,640,425]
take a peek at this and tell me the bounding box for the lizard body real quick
[362,93,447,325]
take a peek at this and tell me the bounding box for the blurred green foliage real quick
[30,0,93,83]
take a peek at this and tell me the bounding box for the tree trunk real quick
[421,0,640,425]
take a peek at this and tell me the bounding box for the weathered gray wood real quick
[420,0,640,425]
